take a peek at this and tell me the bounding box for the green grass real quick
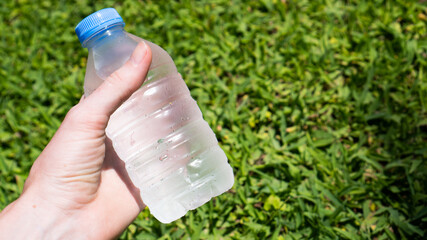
[1,0,426,239]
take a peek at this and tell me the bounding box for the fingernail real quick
[131,42,147,67]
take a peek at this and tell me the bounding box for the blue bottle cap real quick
[75,8,125,45]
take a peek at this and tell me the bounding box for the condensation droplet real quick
[184,175,191,184]
[159,154,168,161]
[130,132,135,146]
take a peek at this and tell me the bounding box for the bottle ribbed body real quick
[84,31,234,223]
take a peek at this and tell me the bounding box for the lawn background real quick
[0,0,426,239]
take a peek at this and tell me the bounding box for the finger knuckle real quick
[65,105,84,125]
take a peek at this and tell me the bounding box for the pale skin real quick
[0,42,152,239]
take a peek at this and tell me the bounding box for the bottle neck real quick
[83,24,125,49]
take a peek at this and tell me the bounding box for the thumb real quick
[79,41,152,123]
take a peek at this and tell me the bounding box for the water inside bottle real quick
[85,32,234,223]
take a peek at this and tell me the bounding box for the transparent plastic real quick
[82,25,234,223]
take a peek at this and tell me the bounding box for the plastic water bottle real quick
[75,8,234,223]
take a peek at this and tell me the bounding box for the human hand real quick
[0,42,152,239]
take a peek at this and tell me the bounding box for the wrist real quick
[0,189,84,239]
